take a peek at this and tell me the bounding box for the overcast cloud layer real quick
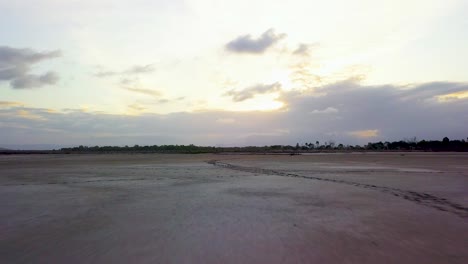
[1,81,467,148]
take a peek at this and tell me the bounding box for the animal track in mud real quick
[207,160,468,218]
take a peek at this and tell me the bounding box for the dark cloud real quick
[226,29,286,54]
[0,46,61,65]
[1,81,467,147]
[279,80,468,144]
[225,82,282,102]
[94,64,155,78]
[11,72,59,89]
[0,46,61,89]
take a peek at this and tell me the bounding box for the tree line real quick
[59,137,468,153]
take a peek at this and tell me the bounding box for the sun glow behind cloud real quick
[348,129,379,139]
[437,90,468,101]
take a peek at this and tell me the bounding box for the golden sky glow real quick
[348,130,379,139]
[437,90,468,101]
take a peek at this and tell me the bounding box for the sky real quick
[1,0,468,148]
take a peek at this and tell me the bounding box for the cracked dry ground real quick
[1,153,467,263]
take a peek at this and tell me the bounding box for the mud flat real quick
[1,153,467,263]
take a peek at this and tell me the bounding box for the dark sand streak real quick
[207,160,468,218]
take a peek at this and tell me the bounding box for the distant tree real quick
[384,142,389,150]
[405,137,417,144]
[443,137,450,144]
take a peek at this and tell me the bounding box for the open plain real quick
[1,153,467,263]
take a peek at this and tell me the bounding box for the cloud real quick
[94,64,155,78]
[397,82,468,101]
[94,71,118,78]
[309,107,339,114]
[1,81,467,147]
[119,78,136,85]
[225,82,282,102]
[293,43,312,56]
[11,72,59,89]
[125,87,162,98]
[16,109,46,121]
[124,86,173,104]
[125,64,155,74]
[0,101,23,108]
[225,29,286,54]
[279,80,468,143]
[216,118,236,124]
[0,46,61,89]
[437,90,468,101]
[158,99,170,104]
[348,129,379,138]
[289,52,323,89]
[121,80,177,104]
[127,103,147,112]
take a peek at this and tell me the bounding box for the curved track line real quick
[207,160,468,218]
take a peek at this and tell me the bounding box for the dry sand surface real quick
[0,153,467,263]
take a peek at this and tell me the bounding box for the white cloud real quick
[309,107,338,114]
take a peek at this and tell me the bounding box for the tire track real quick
[207,160,468,218]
